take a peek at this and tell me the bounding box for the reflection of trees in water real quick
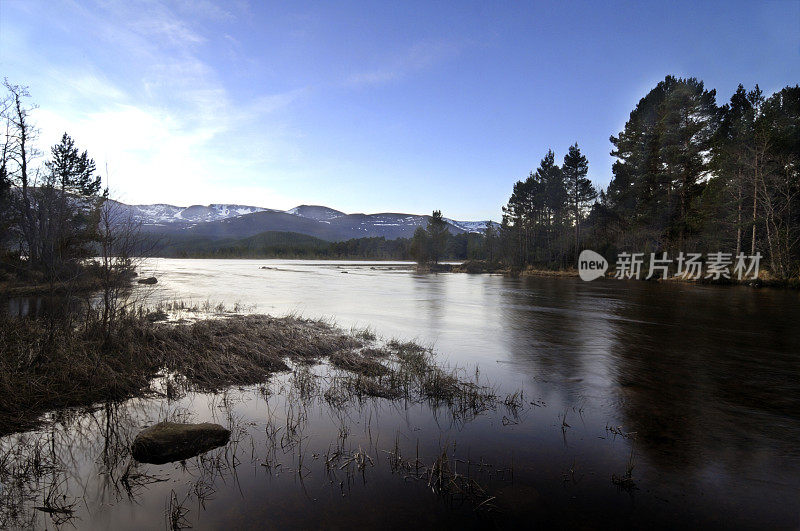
[494,277,800,480]
[608,284,800,472]
[496,277,612,399]
[410,273,447,333]
[2,294,86,319]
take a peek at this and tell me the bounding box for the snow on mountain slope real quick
[116,200,496,238]
[445,219,500,233]
[287,205,345,221]
[117,202,270,225]
[129,203,183,222]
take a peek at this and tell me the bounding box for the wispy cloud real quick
[173,0,236,22]
[248,88,309,115]
[346,39,463,88]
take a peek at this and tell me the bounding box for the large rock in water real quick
[131,422,230,464]
[137,276,157,285]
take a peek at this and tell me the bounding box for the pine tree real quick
[46,133,101,196]
[562,143,596,255]
[537,150,568,264]
[753,85,800,277]
[657,77,718,247]
[426,210,449,263]
[609,76,717,251]
[38,133,104,270]
[411,226,430,264]
[712,84,755,256]
[501,150,570,266]
[502,172,541,265]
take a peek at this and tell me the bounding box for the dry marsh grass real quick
[0,308,525,528]
[0,308,499,436]
[0,311,362,435]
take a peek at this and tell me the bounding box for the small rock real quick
[137,276,158,285]
[131,422,230,464]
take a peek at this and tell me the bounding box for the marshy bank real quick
[0,304,525,528]
[0,307,497,436]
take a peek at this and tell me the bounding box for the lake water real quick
[3,259,800,529]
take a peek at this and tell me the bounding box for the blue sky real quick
[1,1,798,220]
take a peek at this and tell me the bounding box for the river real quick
[3,258,799,529]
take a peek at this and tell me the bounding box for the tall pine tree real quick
[562,143,596,255]
[46,133,101,197]
[426,210,449,264]
[609,76,717,251]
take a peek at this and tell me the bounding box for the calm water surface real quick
[3,258,800,529]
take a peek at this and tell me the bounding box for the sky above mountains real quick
[1,0,798,220]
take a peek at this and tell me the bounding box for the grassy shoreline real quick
[441,260,799,287]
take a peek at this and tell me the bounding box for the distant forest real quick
[152,229,486,261]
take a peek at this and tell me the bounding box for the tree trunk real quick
[736,181,742,256]
[574,177,579,257]
[751,153,758,256]
[735,177,742,257]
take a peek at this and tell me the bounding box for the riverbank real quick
[435,259,800,287]
[0,277,103,297]
[0,258,136,296]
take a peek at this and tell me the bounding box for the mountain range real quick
[111,201,496,242]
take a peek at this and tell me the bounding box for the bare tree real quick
[95,197,156,337]
[2,80,41,266]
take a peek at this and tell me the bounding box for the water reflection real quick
[606,282,800,466]
[495,276,800,526]
[3,294,85,318]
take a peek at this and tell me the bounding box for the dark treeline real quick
[494,76,800,279]
[158,228,486,261]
